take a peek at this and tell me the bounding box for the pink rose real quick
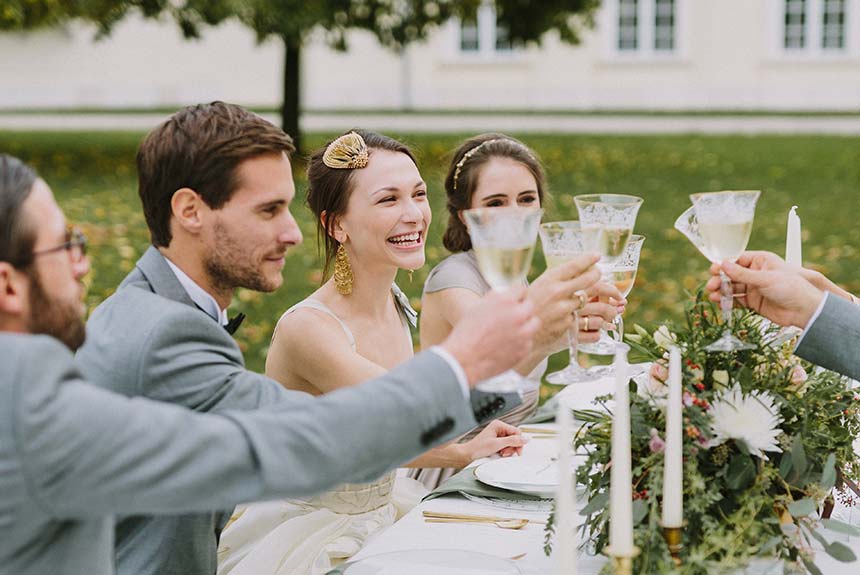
[791,365,808,385]
[683,391,694,407]
[649,428,665,453]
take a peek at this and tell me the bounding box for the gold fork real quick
[422,510,545,524]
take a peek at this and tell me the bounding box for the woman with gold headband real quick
[217,130,557,575]
[411,133,625,489]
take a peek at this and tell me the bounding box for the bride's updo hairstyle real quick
[442,133,546,253]
[307,129,418,280]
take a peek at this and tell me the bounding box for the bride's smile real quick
[336,148,431,273]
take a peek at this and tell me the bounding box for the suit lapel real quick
[133,246,198,309]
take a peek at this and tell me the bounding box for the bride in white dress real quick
[216,130,527,575]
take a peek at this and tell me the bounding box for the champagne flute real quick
[538,221,600,385]
[675,190,760,352]
[574,194,644,268]
[574,194,644,356]
[586,235,645,377]
[462,207,544,393]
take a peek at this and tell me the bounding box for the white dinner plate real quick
[343,549,521,575]
[473,455,583,498]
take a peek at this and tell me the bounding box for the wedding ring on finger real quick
[732,292,747,299]
[581,315,590,331]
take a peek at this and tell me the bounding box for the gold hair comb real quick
[322,131,369,169]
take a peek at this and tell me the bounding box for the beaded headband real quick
[322,131,369,169]
[451,138,535,191]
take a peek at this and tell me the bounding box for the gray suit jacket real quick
[0,333,481,575]
[76,247,518,575]
[795,292,860,380]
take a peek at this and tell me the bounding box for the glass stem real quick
[568,311,581,367]
[719,270,734,331]
[613,314,625,344]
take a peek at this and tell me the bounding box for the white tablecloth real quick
[354,378,860,574]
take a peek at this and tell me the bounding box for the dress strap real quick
[391,283,418,329]
[274,299,357,351]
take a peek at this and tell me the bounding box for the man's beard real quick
[26,267,86,351]
[204,221,280,295]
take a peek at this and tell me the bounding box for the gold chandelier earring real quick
[334,244,354,295]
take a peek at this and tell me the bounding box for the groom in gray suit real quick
[74,102,550,575]
[0,154,541,575]
[707,251,860,379]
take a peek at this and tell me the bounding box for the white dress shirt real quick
[163,257,228,327]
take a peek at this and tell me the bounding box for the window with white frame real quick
[782,0,848,52]
[784,0,807,48]
[458,1,520,55]
[654,0,676,51]
[613,0,678,56]
[618,0,639,50]
[822,0,846,49]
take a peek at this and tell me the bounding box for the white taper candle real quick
[609,344,634,554]
[785,206,802,266]
[555,401,577,574]
[662,346,684,527]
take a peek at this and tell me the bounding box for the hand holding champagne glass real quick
[463,207,543,392]
[675,190,760,352]
[538,221,599,385]
[574,194,644,356]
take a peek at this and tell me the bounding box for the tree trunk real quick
[281,35,302,156]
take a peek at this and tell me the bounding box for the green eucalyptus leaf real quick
[778,453,793,479]
[632,499,648,523]
[580,491,609,516]
[822,519,860,537]
[825,541,857,562]
[787,498,816,517]
[806,526,830,549]
[573,409,607,423]
[791,435,807,477]
[726,454,756,490]
[758,535,783,554]
[821,453,837,490]
[801,555,824,575]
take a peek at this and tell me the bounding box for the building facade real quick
[2,0,859,111]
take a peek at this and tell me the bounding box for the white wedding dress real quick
[217,289,427,575]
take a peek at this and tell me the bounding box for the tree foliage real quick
[62,1,599,48]
[2,1,600,150]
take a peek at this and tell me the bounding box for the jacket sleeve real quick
[795,293,860,381]
[14,337,476,519]
[131,306,293,412]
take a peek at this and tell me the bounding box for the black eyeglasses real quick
[31,227,88,263]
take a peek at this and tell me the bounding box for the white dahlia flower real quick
[709,384,783,460]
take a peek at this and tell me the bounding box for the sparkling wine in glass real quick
[538,221,599,385]
[574,194,643,270]
[607,235,644,346]
[463,207,543,393]
[473,245,536,290]
[574,194,644,356]
[582,235,645,377]
[675,190,760,352]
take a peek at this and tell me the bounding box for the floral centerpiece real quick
[547,291,860,574]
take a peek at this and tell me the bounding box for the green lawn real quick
[3,131,859,382]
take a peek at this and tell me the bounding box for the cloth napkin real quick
[421,465,544,502]
[521,392,561,424]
